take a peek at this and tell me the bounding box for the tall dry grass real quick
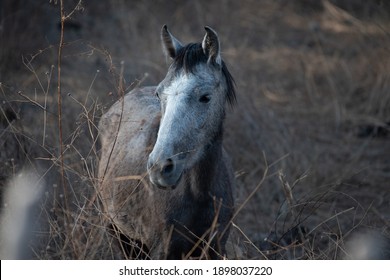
[0,0,389,259]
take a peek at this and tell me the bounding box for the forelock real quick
[168,42,236,107]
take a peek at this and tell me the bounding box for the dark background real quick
[1,0,389,259]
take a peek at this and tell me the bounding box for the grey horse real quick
[98,25,236,259]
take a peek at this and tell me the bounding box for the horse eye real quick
[155,91,160,99]
[199,94,211,103]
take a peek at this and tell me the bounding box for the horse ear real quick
[161,25,183,59]
[202,26,222,66]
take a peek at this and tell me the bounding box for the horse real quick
[97,25,236,259]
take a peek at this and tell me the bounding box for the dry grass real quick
[0,0,389,259]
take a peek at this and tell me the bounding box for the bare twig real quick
[221,152,269,238]
[307,207,355,236]
[232,223,268,259]
[87,61,126,208]
[55,0,84,258]
[57,0,68,218]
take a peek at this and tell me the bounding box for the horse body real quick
[98,26,235,259]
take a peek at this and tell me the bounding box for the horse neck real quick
[187,130,224,196]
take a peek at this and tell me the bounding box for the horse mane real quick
[171,43,237,107]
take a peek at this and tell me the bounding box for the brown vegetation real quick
[1,0,389,259]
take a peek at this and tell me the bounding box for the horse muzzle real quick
[147,156,183,190]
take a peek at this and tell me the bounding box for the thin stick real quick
[221,152,269,238]
[306,207,355,236]
[87,61,126,208]
[57,0,85,258]
[57,0,68,218]
[232,222,268,259]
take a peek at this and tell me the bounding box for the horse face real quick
[148,67,225,189]
[147,26,229,189]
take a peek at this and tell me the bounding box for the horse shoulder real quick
[98,87,162,242]
[98,86,160,176]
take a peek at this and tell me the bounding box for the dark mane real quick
[172,43,237,107]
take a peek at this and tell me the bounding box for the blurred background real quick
[1,0,389,259]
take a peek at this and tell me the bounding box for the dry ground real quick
[1,0,389,259]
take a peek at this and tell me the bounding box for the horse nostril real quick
[161,159,174,175]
